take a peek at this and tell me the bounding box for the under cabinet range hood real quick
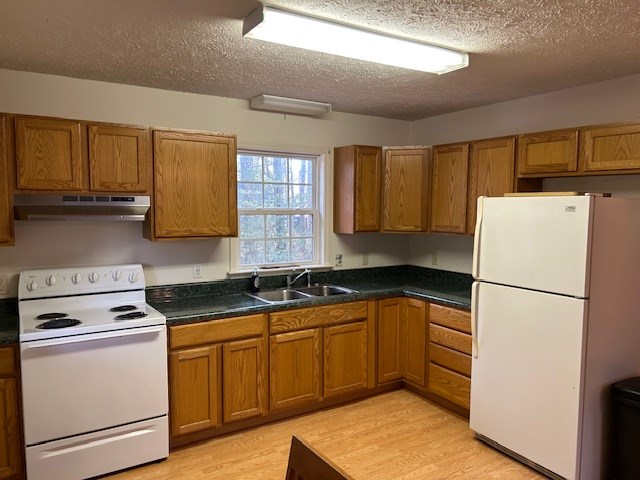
[14,194,150,221]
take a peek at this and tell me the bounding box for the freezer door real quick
[470,282,586,480]
[473,195,593,297]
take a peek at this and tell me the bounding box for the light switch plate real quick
[193,264,203,279]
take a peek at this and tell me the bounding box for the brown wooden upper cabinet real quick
[516,129,579,176]
[150,129,237,239]
[430,143,469,234]
[382,147,431,232]
[466,137,516,234]
[0,115,14,247]
[15,115,151,194]
[88,124,150,192]
[582,124,640,172]
[333,145,381,233]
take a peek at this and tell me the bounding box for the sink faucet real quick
[287,268,312,288]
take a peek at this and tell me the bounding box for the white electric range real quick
[18,264,168,480]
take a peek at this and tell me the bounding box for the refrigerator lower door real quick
[470,282,586,480]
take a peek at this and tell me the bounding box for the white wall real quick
[0,69,412,297]
[408,73,640,274]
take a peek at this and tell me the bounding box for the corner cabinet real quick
[382,147,431,232]
[0,115,14,247]
[333,145,382,233]
[168,314,268,442]
[430,143,469,234]
[149,129,237,239]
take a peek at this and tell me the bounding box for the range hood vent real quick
[14,194,150,222]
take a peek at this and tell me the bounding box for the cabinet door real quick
[153,130,237,238]
[15,116,85,191]
[0,115,13,246]
[431,143,469,234]
[270,329,321,411]
[223,337,267,423]
[377,298,403,383]
[324,321,368,397]
[382,148,430,232]
[169,345,221,437]
[403,298,427,387]
[466,137,515,234]
[0,377,21,479]
[88,124,151,192]
[517,129,578,176]
[334,145,381,233]
[582,124,640,172]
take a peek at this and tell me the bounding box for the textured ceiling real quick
[1,0,639,120]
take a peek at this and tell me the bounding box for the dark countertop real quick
[150,266,472,326]
[0,266,473,343]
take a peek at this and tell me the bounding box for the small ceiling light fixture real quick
[243,5,469,74]
[249,94,332,117]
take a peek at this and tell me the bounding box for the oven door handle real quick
[25,325,165,349]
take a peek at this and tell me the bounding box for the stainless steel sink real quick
[245,288,312,303]
[244,284,358,303]
[293,285,357,296]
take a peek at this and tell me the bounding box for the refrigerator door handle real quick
[472,196,484,279]
[471,281,480,358]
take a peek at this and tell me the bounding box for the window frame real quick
[230,145,330,275]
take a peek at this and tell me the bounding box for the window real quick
[237,151,318,268]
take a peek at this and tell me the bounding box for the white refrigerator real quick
[469,194,640,480]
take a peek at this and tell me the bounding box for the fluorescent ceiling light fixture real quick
[250,94,332,117]
[243,5,469,74]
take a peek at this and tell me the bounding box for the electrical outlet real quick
[193,264,203,279]
[0,274,8,295]
[431,251,438,266]
[361,253,369,266]
[335,254,343,267]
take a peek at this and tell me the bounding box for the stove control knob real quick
[27,281,38,291]
[128,272,139,284]
[112,270,123,281]
[72,273,82,284]
[89,272,100,283]
[46,275,56,286]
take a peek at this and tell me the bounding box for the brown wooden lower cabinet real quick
[377,298,403,383]
[270,329,322,411]
[324,322,368,397]
[402,299,427,388]
[0,347,23,479]
[168,314,268,440]
[428,304,472,412]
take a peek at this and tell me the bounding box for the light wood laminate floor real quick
[106,390,544,479]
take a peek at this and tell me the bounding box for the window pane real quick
[289,158,313,184]
[237,155,262,182]
[291,215,313,237]
[239,215,264,239]
[289,185,313,209]
[291,238,313,262]
[264,184,288,208]
[240,240,265,266]
[266,239,290,264]
[264,157,288,183]
[266,215,289,238]
[238,182,263,208]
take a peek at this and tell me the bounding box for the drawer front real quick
[429,324,472,355]
[429,363,470,410]
[429,343,471,377]
[270,301,368,333]
[169,314,266,349]
[429,304,471,334]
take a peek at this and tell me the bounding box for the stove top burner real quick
[115,311,148,320]
[109,305,138,313]
[36,318,82,329]
[36,312,69,320]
